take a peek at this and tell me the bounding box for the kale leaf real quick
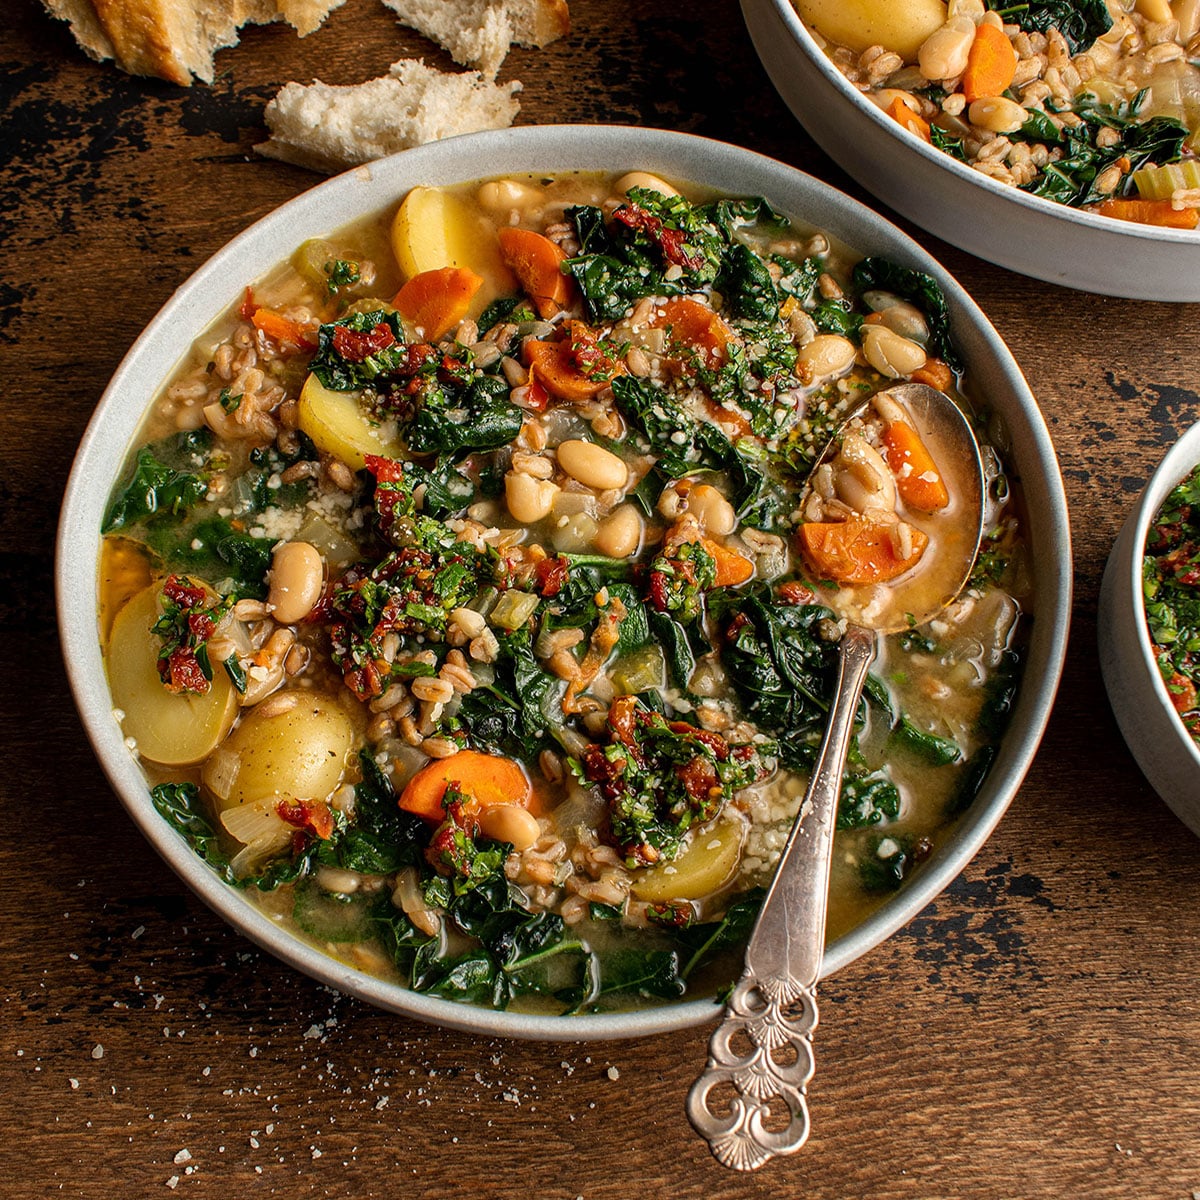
[988,0,1111,54]
[103,432,213,532]
[150,782,315,891]
[716,592,839,738]
[403,373,524,456]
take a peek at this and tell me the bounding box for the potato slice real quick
[297,372,404,471]
[631,817,747,903]
[107,582,238,766]
[390,186,515,310]
[202,693,354,812]
[796,0,948,61]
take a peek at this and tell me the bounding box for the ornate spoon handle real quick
[686,624,876,1171]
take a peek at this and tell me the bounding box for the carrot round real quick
[393,266,483,341]
[909,357,954,393]
[523,326,627,402]
[961,23,1017,104]
[497,227,575,318]
[799,516,928,585]
[701,538,755,587]
[657,298,733,366]
[252,307,317,352]
[398,750,532,822]
[886,97,931,144]
[1090,198,1200,230]
[883,420,950,512]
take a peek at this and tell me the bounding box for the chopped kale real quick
[403,372,524,456]
[102,432,213,532]
[574,696,768,865]
[987,0,1111,54]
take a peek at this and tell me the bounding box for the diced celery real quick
[610,645,666,696]
[490,589,540,631]
[1132,160,1200,200]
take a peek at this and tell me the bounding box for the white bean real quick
[594,504,643,558]
[505,471,559,523]
[556,440,629,491]
[834,434,897,513]
[918,17,977,82]
[797,334,857,382]
[613,171,679,197]
[477,804,541,851]
[268,541,324,624]
[687,484,737,535]
[477,178,544,213]
[969,96,1028,134]
[862,325,927,378]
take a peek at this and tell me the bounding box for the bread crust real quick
[381,0,570,78]
[41,0,347,85]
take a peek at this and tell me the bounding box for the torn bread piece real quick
[257,58,522,175]
[40,0,346,86]
[380,0,568,79]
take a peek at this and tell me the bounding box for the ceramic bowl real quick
[1099,422,1200,832]
[56,124,1072,1040]
[741,0,1200,302]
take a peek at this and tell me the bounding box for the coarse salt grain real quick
[91,1045,104,1059]
[606,1066,620,1081]
[173,1150,192,1165]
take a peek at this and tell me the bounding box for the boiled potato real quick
[390,186,515,310]
[107,582,238,766]
[796,0,948,61]
[202,693,355,812]
[100,537,153,644]
[297,372,404,471]
[631,818,747,903]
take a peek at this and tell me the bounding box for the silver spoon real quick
[687,382,985,1171]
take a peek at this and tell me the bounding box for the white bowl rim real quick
[1117,421,1200,772]
[761,0,1200,246]
[55,123,1071,1042]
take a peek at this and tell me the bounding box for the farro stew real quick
[1144,460,1200,744]
[100,171,1028,1014]
[796,0,1200,228]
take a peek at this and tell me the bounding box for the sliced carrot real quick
[701,538,755,587]
[799,515,928,585]
[1090,198,1200,230]
[251,307,317,352]
[393,266,483,341]
[399,750,532,822]
[497,227,575,318]
[523,322,626,403]
[883,420,950,512]
[656,297,733,367]
[910,357,954,393]
[961,22,1017,104]
[886,97,931,144]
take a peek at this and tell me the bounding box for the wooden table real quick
[5,1,1200,1195]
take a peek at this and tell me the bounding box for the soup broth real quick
[99,170,1028,1013]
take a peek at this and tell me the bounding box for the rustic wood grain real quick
[3,0,1200,1195]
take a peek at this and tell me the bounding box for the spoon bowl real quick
[688,381,986,1170]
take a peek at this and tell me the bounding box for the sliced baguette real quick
[257,58,522,175]
[40,0,346,86]
[380,0,569,78]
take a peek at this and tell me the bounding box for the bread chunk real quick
[40,0,347,85]
[380,0,569,78]
[257,58,522,174]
